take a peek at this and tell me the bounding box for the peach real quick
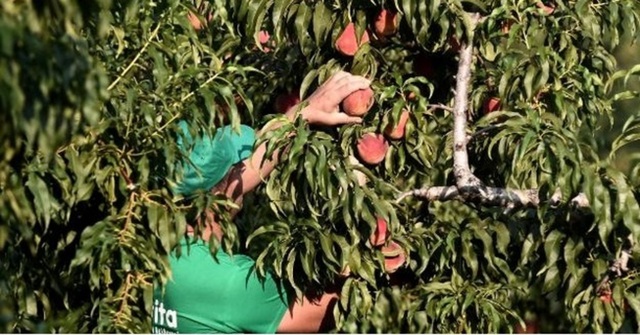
[335,23,370,57]
[258,30,270,44]
[384,255,406,274]
[382,241,406,274]
[536,1,555,15]
[405,91,417,101]
[356,133,388,165]
[188,11,212,31]
[374,9,399,37]
[381,241,403,257]
[342,87,374,116]
[257,30,272,52]
[483,97,501,115]
[274,90,301,114]
[384,110,410,140]
[369,217,388,247]
[599,293,612,304]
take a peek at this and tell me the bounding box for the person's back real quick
[152,238,290,334]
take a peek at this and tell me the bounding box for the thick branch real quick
[397,186,460,203]
[399,186,539,207]
[452,41,478,188]
[398,185,589,210]
[452,14,482,190]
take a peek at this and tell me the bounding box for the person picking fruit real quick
[153,71,371,334]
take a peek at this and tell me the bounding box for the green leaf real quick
[312,3,333,48]
[523,64,537,100]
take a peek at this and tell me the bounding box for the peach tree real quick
[2,0,640,333]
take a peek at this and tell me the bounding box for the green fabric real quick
[173,121,256,197]
[152,239,290,334]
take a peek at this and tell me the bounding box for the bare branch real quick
[452,39,479,189]
[396,186,460,203]
[397,185,590,210]
[451,14,483,190]
[467,187,539,208]
[427,104,454,112]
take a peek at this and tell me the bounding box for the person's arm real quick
[221,71,371,202]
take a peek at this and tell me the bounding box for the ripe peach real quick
[536,1,555,15]
[188,12,205,31]
[335,23,370,57]
[356,133,388,165]
[405,91,417,101]
[382,241,406,274]
[188,11,212,31]
[384,255,406,274]
[599,293,612,304]
[258,30,270,44]
[483,97,501,115]
[342,87,374,116]
[369,217,388,247]
[274,90,301,114]
[381,241,403,257]
[384,110,410,140]
[257,30,272,52]
[374,9,399,37]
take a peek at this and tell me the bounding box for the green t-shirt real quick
[152,239,289,333]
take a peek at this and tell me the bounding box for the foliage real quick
[2,0,640,333]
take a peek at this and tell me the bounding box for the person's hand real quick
[286,71,372,126]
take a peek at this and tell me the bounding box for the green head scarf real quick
[173,120,256,197]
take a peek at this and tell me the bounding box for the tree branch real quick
[427,104,454,112]
[452,29,481,190]
[396,186,460,203]
[398,185,589,210]
[397,12,591,211]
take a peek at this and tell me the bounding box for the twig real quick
[108,21,163,91]
[151,73,221,137]
[427,104,454,112]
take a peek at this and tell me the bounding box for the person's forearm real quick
[222,108,300,201]
[219,72,369,202]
